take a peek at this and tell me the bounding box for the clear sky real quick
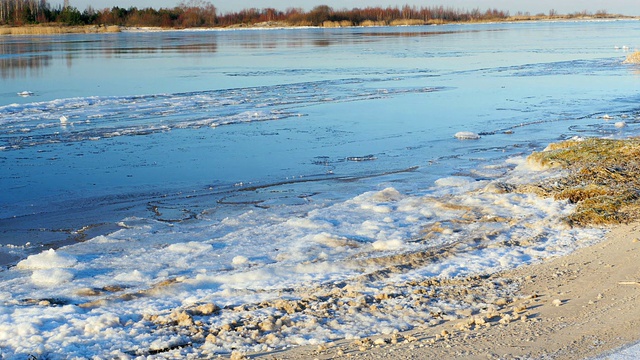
[58,0,640,16]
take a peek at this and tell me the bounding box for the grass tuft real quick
[389,19,426,26]
[623,51,640,64]
[0,25,121,36]
[521,138,640,226]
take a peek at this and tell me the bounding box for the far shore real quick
[1,15,638,36]
[0,24,122,35]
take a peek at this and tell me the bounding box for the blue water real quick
[1,20,639,261]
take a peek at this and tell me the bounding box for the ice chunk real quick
[17,91,34,97]
[114,270,150,283]
[31,268,74,286]
[615,121,626,128]
[454,131,480,140]
[166,242,212,254]
[232,255,248,265]
[346,154,377,161]
[372,239,403,250]
[16,249,77,270]
[84,313,121,334]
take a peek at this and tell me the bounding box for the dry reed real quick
[322,20,353,28]
[389,19,426,26]
[521,138,640,226]
[623,51,640,64]
[360,20,387,27]
[0,25,120,36]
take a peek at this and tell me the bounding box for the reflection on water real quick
[0,26,478,80]
[0,32,221,79]
[0,55,51,79]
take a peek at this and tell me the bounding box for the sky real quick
[57,0,640,16]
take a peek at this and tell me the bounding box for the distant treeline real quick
[0,0,615,27]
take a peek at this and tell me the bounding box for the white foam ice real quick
[16,249,77,270]
[0,156,606,358]
[454,131,480,140]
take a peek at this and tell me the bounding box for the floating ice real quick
[615,121,626,128]
[0,81,440,149]
[346,154,377,161]
[17,91,34,97]
[454,131,480,140]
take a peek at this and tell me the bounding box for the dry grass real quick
[0,25,120,36]
[389,19,426,26]
[360,20,387,27]
[322,20,353,28]
[623,51,640,64]
[522,138,640,226]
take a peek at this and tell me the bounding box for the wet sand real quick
[250,222,640,359]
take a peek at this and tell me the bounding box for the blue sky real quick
[61,0,640,16]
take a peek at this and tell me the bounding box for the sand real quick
[249,222,640,359]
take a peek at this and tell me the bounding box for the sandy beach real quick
[248,221,640,359]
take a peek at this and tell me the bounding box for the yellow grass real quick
[322,20,353,28]
[389,19,426,26]
[523,138,640,226]
[0,25,121,35]
[623,51,640,64]
[360,20,387,27]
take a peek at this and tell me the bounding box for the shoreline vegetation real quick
[0,0,637,36]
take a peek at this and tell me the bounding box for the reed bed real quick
[360,20,387,27]
[389,19,426,26]
[0,25,120,35]
[520,138,640,226]
[322,20,353,28]
[623,51,640,64]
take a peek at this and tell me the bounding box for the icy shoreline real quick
[0,154,607,358]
